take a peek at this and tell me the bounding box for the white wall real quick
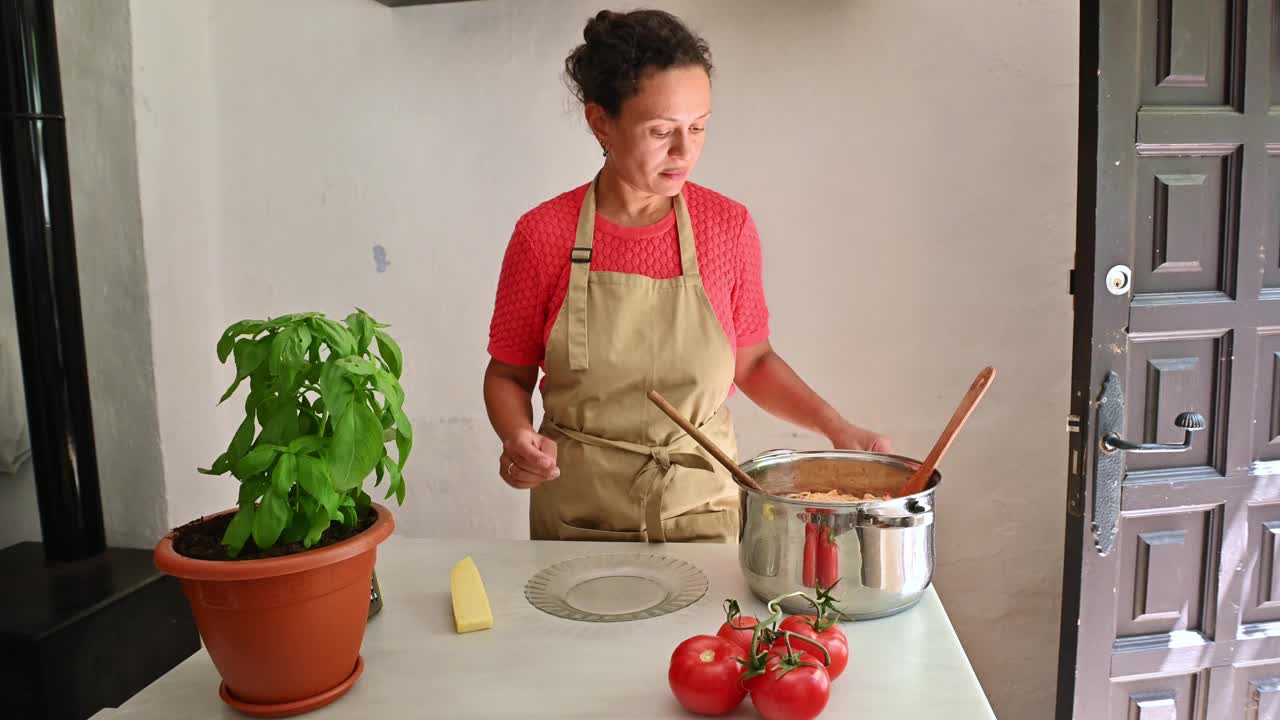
[130,0,226,530]
[129,1,1076,717]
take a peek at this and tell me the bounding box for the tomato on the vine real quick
[745,644,831,720]
[716,599,762,654]
[668,635,748,716]
[777,615,849,681]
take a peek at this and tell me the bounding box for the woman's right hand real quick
[499,428,560,489]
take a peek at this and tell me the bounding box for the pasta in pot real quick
[784,489,892,503]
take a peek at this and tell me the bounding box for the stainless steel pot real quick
[737,449,940,620]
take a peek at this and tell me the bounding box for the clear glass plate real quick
[524,553,709,623]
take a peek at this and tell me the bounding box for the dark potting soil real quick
[171,510,377,561]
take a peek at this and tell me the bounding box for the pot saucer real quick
[219,655,364,718]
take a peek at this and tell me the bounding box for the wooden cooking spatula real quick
[900,367,996,497]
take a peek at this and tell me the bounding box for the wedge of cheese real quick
[450,556,494,633]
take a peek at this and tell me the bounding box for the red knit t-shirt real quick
[487,181,770,369]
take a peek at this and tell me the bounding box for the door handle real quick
[1101,412,1206,454]
[1090,372,1206,556]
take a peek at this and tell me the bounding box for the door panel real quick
[1109,672,1206,720]
[1229,663,1280,719]
[1134,150,1238,296]
[1116,509,1215,639]
[1258,332,1280,464]
[1140,0,1239,106]
[1125,333,1230,475]
[1244,503,1280,625]
[1059,1,1280,717]
[1273,0,1280,106]
[1268,153,1280,290]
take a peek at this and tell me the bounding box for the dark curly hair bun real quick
[565,9,713,116]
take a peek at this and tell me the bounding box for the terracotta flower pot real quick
[154,503,395,718]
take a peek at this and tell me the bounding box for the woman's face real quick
[588,65,711,198]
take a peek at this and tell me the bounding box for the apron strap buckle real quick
[570,247,592,264]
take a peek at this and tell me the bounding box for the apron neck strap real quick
[672,191,697,277]
[565,178,599,370]
[574,176,599,252]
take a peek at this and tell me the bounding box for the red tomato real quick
[717,615,760,654]
[744,647,822,694]
[668,635,748,716]
[747,650,831,720]
[778,616,849,681]
[716,599,762,654]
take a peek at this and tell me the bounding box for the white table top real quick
[93,536,995,719]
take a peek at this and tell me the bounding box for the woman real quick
[484,9,889,543]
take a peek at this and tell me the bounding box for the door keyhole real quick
[1105,265,1132,296]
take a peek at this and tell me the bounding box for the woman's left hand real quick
[827,423,892,454]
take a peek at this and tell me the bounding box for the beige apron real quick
[529,177,741,543]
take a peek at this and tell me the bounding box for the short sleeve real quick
[487,222,551,366]
[732,211,770,348]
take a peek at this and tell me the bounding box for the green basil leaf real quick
[252,489,290,549]
[297,455,339,514]
[198,452,229,476]
[380,454,405,504]
[304,497,332,547]
[237,477,269,506]
[287,435,325,456]
[220,338,268,403]
[244,380,269,416]
[345,311,374,355]
[327,401,384,491]
[336,356,376,376]
[395,428,413,471]
[222,504,256,557]
[298,411,319,436]
[269,325,308,374]
[354,487,372,515]
[259,397,301,446]
[269,328,290,377]
[271,452,297,496]
[372,369,412,442]
[233,444,279,479]
[217,320,265,363]
[227,415,256,465]
[319,360,355,419]
[341,505,357,525]
[295,325,312,360]
[308,317,356,357]
[374,330,403,379]
[280,510,308,545]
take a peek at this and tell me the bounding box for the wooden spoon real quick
[900,367,997,497]
[646,390,769,495]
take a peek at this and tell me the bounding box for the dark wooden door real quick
[1058,1,1280,717]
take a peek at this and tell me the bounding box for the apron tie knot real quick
[650,446,673,469]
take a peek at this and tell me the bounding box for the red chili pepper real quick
[817,524,839,590]
[802,521,817,587]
